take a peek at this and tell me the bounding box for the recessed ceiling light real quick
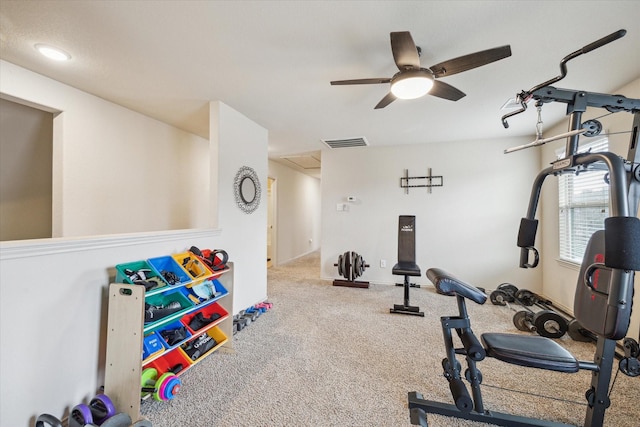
[35,43,71,61]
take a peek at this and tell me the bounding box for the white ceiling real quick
[1,1,639,166]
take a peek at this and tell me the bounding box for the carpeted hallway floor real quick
[141,251,640,426]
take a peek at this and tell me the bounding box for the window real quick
[558,138,609,263]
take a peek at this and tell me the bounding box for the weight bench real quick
[408,218,640,426]
[390,215,424,316]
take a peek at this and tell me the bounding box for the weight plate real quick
[489,290,509,306]
[71,404,93,426]
[515,289,536,306]
[497,283,518,298]
[341,252,348,279]
[533,310,568,339]
[354,255,362,278]
[36,414,63,427]
[352,252,357,276]
[513,310,532,331]
[345,252,352,281]
[155,373,175,401]
[141,368,158,388]
[567,319,592,342]
[162,376,182,400]
[100,413,133,427]
[89,394,116,424]
[337,255,343,277]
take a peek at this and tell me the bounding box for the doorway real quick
[267,177,276,268]
[0,98,53,241]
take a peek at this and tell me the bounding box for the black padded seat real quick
[481,333,579,373]
[392,261,421,276]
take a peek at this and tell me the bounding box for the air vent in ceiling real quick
[321,136,369,149]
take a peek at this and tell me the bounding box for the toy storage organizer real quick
[104,255,234,424]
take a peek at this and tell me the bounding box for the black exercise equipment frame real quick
[408,29,640,427]
[408,281,606,427]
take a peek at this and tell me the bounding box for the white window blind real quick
[558,138,609,263]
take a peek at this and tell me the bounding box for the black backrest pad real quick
[574,230,634,340]
[397,215,417,263]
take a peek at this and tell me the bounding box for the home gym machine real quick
[407,29,640,427]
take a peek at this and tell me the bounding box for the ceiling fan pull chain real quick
[535,101,544,140]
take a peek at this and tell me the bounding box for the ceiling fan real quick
[330,31,512,109]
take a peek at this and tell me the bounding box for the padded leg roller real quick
[449,378,472,412]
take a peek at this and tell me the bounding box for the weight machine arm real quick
[501,29,627,129]
[502,29,640,270]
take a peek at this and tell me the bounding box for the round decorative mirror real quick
[233,166,261,214]
[240,176,256,204]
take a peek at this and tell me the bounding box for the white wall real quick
[539,78,640,337]
[0,60,210,237]
[0,230,224,427]
[268,160,321,265]
[320,137,542,292]
[211,101,269,312]
[0,63,268,426]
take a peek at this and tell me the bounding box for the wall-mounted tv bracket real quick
[400,168,443,194]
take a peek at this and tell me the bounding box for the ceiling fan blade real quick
[429,45,512,78]
[330,78,391,85]
[428,80,466,101]
[391,31,420,69]
[374,92,397,109]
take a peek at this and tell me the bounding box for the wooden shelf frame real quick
[104,263,233,423]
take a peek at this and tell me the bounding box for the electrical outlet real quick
[380,259,386,268]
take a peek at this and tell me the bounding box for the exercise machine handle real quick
[519,247,539,269]
[501,29,626,128]
[583,263,610,296]
[582,29,626,54]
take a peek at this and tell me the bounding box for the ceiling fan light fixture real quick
[35,43,71,61]
[390,71,434,99]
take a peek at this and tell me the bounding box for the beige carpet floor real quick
[141,251,640,426]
